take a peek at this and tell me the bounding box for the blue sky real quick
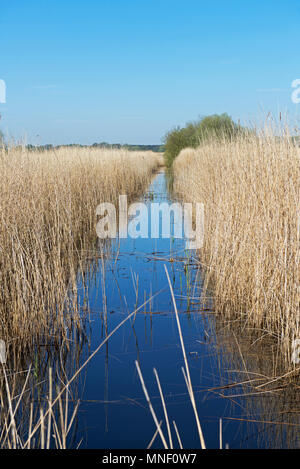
[0,0,299,145]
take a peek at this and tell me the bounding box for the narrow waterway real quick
[73,169,299,449]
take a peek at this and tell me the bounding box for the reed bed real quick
[0,145,163,348]
[0,145,163,448]
[172,132,300,368]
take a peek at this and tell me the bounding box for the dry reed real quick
[0,146,163,447]
[172,131,300,368]
[0,145,162,348]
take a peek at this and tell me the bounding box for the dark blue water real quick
[73,171,299,449]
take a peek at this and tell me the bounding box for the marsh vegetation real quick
[172,129,299,371]
[0,146,163,448]
[0,127,299,449]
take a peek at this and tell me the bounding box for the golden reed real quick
[0,145,163,347]
[173,131,299,368]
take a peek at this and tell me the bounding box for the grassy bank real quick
[172,133,299,368]
[0,146,163,347]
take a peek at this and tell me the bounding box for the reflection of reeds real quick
[212,316,300,448]
[0,336,85,448]
[135,266,207,450]
[172,129,300,368]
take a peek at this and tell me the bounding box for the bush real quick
[164,113,245,167]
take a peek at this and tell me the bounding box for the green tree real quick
[195,113,243,140]
[164,113,245,167]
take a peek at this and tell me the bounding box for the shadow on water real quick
[73,170,299,449]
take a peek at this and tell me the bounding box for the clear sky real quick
[0,0,299,145]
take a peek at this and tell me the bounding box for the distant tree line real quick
[16,142,165,153]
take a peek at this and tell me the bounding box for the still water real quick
[73,170,299,449]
